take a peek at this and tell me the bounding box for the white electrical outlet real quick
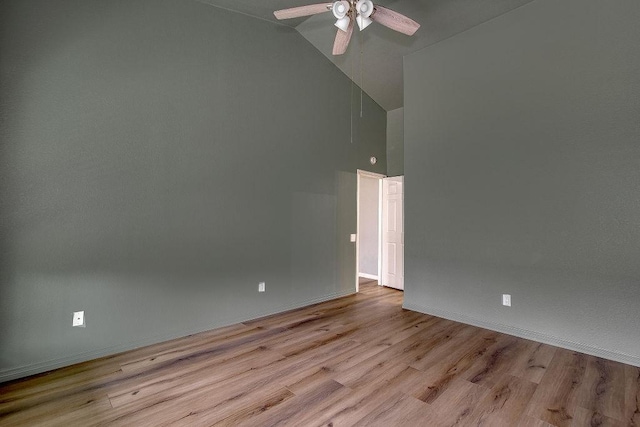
[502,294,511,307]
[350,234,357,242]
[72,311,85,327]
[258,282,265,292]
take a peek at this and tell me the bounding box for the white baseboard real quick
[358,273,379,280]
[403,301,640,368]
[0,289,355,383]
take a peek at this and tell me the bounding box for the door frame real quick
[356,169,386,292]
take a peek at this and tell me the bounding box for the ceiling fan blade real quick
[274,3,332,20]
[371,5,420,36]
[332,20,354,55]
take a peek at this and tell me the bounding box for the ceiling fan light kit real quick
[335,16,351,32]
[332,0,349,18]
[355,0,373,18]
[274,0,420,55]
[355,0,373,30]
[356,15,373,31]
[332,0,350,31]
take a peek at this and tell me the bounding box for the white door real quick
[382,176,404,290]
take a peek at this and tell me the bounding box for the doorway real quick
[356,170,384,292]
[356,171,405,293]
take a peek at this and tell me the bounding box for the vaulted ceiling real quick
[197,0,536,111]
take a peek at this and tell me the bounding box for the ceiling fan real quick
[274,1,420,55]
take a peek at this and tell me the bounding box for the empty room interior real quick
[1,0,639,425]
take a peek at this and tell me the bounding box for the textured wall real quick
[0,0,386,381]
[358,176,379,277]
[386,107,404,177]
[404,0,640,365]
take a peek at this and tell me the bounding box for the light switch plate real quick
[350,234,357,242]
[72,311,85,327]
[502,294,511,307]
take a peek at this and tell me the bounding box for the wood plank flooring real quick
[1,280,639,426]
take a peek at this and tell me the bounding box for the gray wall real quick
[386,107,404,176]
[404,0,640,365]
[0,0,386,381]
[358,176,379,277]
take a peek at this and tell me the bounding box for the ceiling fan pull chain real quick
[351,51,354,144]
[360,28,364,118]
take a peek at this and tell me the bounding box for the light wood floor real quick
[1,280,639,426]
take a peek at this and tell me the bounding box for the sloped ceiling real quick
[197,0,536,111]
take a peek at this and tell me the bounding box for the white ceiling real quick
[197,0,536,111]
